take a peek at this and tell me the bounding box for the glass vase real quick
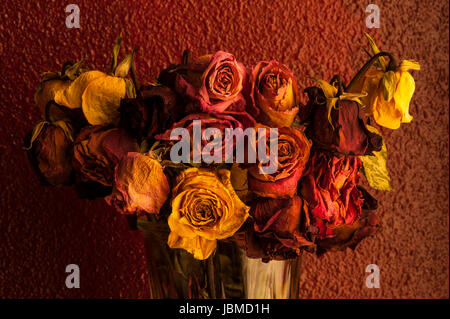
[137,218,301,299]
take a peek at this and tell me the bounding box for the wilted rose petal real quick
[167,168,249,260]
[119,85,181,143]
[245,196,316,261]
[72,126,138,186]
[300,150,380,252]
[26,121,74,186]
[303,86,382,156]
[105,152,170,215]
[156,111,256,162]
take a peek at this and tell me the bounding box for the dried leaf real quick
[364,32,387,71]
[360,125,392,191]
[24,121,48,150]
[312,78,338,99]
[114,48,137,78]
[64,58,86,80]
[125,78,136,98]
[110,35,123,73]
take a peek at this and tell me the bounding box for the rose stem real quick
[345,51,397,92]
[290,251,302,298]
[207,256,217,298]
[182,49,189,65]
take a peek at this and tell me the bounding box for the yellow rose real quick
[348,33,420,129]
[35,79,71,116]
[53,70,130,126]
[168,168,249,260]
[356,61,419,129]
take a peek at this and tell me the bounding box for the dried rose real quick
[348,33,420,129]
[299,150,379,251]
[118,85,181,143]
[155,111,256,163]
[25,121,74,186]
[175,51,247,113]
[245,196,317,262]
[248,60,300,127]
[34,60,86,116]
[72,126,138,186]
[168,168,249,260]
[303,82,382,156]
[105,152,170,215]
[248,125,311,198]
[53,70,133,126]
[316,210,380,255]
[35,79,71,116]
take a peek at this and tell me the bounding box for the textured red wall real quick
[0,0,448,298]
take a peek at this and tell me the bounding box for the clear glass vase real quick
[137,218,301,299]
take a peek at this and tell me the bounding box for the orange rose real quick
[248,61,300,127]
[168,168,249,260]
[248,125,311,198]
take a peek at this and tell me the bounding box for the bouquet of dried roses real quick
[25,34,419,298]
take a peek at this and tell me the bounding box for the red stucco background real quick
[0,0,448,298]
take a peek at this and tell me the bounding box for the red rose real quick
[118,85,181,143]
[245,196,317,262]
[72,126,138,186]
[299,150,379,252]
[247,125,311,198]
[175,51,247,113]
[302,86,382,156]
[25,121,74,186]
[155,111,256,162]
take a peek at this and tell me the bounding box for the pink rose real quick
[105,152,170,216]
[155,111,256,162]
[175,51,247,113]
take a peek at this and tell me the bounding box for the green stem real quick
[346,51,397,92]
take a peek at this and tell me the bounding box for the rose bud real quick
[248,60,300,127]
[155,111,256,163]
[303,80,382,156]
[248,125,311,199]
[167,168,249,260]
[72,126,139,187]
[118,85,181,143]
[347,33,420,129]
[25,121,74,186]
[299,150,379,252]
[175,51,247,113]
[245,196,316,262]
[105,152,170,216]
